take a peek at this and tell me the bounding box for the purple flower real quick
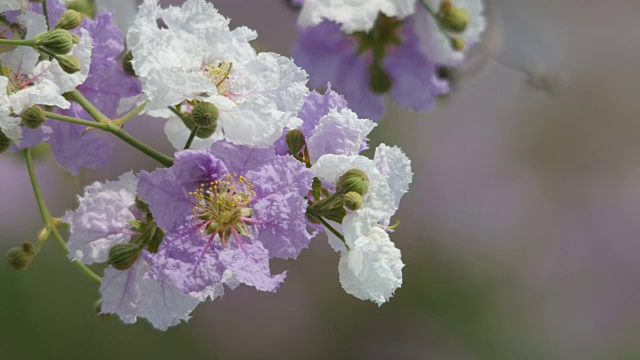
[138,142,313,294]
[293,18,448,121]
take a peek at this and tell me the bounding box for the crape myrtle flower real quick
[275,85,376,163]
[137,141,313,295]
[20,0,142,175]
[62,172,210,330]
[293,0,484,120]
[298,0,417,33]
[0,9,92,148]
[127,0,309,149]
[310,144,412,305]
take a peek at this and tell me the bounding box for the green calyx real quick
[336,168,370,196]
[108,242,143,270]
[286,129,306,156]
[55,10,83,30]
[35,29,74,55]
[56,55,81,74]
[180,113,216,139]
[122,51,136,77]
[0,128,12,153]
[191,101,219,129]
[7,242,35,271]
[21,105,46,129]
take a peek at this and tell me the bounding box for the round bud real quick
[449,36,465,51]
[122,50,136,77]
[55,10,83,30]
[7,243,35,271]
[180,113,216,139]
[286,129,306,155]
[35,29,74,55]
[192,102,219,129]
[336,169,370,196]
[70,33,80,44]
[0,129,11,154]
[21,105,46,129]
[108,243,142,271]
[56,55,81,74]
[343,191,364,211]
[369,61,392,94]
[439,7,469,33]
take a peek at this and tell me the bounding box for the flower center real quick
[3,65,33,93]
[201,62,233,97]
[189,173,256,245]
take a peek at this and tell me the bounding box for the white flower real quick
[415,0,486,65]
[128,0,309,148]
[338,227,404,305]
[0,12,92,145]
[298,0,417,33]
[312,145,412,246]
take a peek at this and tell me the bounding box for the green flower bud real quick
[336,169,369,196]
[56,55,81,74]
[70,33,81,44]
[0,129,12,154]
[66,0,97,18]
[108,243,142,270]
[369,61,392,94]
[191,102,219,129]
[55,10,83,30]
[21,105,46,129]
[449,36,465,51]
[440,8,469,33]
[343,191,364,211]
[180,113,216,139]
[286,129,306,156]
[122,50,136,77]
[7,242,35,271]
[35,29,74,55]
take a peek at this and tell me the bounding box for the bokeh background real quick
[2,0,639,359]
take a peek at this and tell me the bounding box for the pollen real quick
[190,173,255,244]
[202,62,233,96]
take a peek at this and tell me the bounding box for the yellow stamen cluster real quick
[3,65,31,93]
[202,62,233,96]
[188,173,256,244]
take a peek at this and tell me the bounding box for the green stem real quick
[117,101,147,127]
[168,105,185,120]
[44,111,107,129]
[108,126,174,167]
[65,91,174,167]
[66,90,112,124]
[0,38,37,47]
[317,216,349,250]
[24,149,101,284]
[42,0,51,31]
[184,126,198,150]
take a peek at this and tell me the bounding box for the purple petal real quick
[219,242,286,292]
[138,150,228,231]
[209,140,276,174]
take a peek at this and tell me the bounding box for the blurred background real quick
[2,0,639,359]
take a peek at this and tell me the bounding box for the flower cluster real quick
[1,0,447,331]
[293,0,486,120]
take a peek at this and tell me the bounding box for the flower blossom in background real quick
[294,0,485,120]
[127,0,309,150]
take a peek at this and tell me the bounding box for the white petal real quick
[307,108,376,162]
[338,227,403,305]
[0,0,23,13]
[298,0,417,33]
[62,172,138,264]
[374,144,413,216]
